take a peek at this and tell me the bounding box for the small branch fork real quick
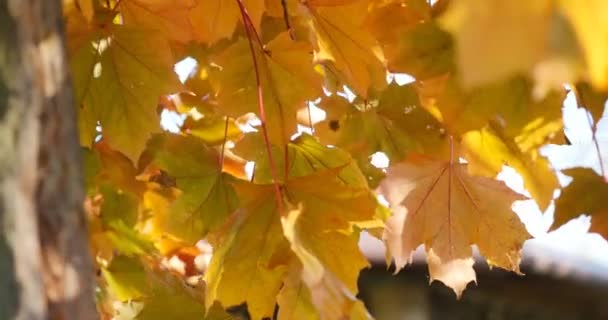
[570,85,606,180]
[236,0,285,213]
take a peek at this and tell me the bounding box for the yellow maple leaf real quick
[427,76,564,140]
[301,0,386,97]
[276,263,320,320]
[206,137,379,319]
[212,33,322,146]
[204,183,289,320]
[379,155,530,296]
[189,0,264,44]
[365,0,431,45]
[462,128,558,211]
[281,205,372,320]
[119,0,197,44]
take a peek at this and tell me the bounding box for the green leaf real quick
[99,186,156,256]
[102,256,149,301]
[386,22,453,79]
[182,116,243,146]
[148,134,239,242]
[252,134,368,187]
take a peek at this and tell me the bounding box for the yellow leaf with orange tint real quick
[119,0,197,43]
[189,0,264,44]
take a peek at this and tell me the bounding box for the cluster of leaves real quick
[63,0,608,319]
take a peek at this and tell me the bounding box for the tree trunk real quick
[0,1,97,319]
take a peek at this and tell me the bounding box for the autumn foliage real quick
[63,0,608,319]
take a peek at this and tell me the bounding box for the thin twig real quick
[111,0,122,11]
[236,0,285,213]
[239,4,264,46]
[447,135,454,256]
[281,0,296,40]
[571,85,606,178]
[219,117,230,168]
[307,103,315,134]
[586,112,606,178]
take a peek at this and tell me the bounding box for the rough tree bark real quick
[0,1,97,319]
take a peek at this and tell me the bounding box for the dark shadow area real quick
[358,262,608,320]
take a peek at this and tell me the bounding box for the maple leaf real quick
[102,255,231,320]
[365,0,452,81]
[551,168,608,238]
[204,182,289,320]
[387,22,453,80]
[379,155,530,296]
[364,0,431,46]
[280,256,379,320]
[301,0,386,97]
[146,134,239,242]
[252,134,368,187]
[315,83,449,163]
[212,32,322,146]
[182,116,243,146]
[281,206,373,320]
[102,256,149,301]
[189,0,264,44]
[440,0,553,88]
[276,264,320,320]
[70,24,182,161]
[94,142,146,196]
[119,0,197,44]
[98,185,156,255]
[462,128,558,211]
[427,76,564,141]
[206,136,378,319]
